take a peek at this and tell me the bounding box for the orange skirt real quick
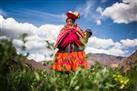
[52,51,90,72]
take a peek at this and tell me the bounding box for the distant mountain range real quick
[87,53,125,67]
[87,50,137,70]
[119,50,137,72]
[17,50,137,71]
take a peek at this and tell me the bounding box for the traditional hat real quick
[66,11,80,20]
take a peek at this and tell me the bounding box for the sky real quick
[0,0,137,61]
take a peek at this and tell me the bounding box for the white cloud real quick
[95,6,104,25]
[120,39,137,49]
[12,39,24,48]
[76,0,99,23]
[28,53,46,62]
[86,36,137,57]
[37,24,63,40]
[0,35,9,40]
[108,47,128,56]
[25,40,45,51]
[85,47,127,56]
[96,19,102,25]
[77,0,93,18]
[12,35,57,62]
[0,15,63,39]
[102,0,137,24]
[0,14,137,61]
[9,9,66,25]
[0,15,37,38]
[77,1,105,25]
[87,37,114,49]
[96,6,103,15]
[0,15,63,61]
[22,9,66,20]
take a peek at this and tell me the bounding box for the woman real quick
[52,11,92,72]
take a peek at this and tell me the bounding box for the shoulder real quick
[60,25,68,33]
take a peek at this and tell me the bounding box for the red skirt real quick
[52,51,90,72]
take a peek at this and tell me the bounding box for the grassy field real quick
[0,39,137,91]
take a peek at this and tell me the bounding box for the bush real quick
[0,39,136,91]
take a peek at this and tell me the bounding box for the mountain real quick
[15,55,50,72]
[20,53,126,70]
[87,50,137,70]
[119,50,137,72]
[15,51,137,71]
[87,53,125,68]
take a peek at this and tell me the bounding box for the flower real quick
[112,72,129,89]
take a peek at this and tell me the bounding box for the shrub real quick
[0,39,136,91]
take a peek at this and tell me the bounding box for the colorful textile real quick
[52,51,89,71]
[52,25,90,72]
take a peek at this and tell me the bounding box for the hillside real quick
[119,50,137,72]
[87,53,125,68]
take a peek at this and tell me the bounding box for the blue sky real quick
[0,0,136,40]
[0,0,137,60]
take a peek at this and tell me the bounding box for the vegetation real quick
[0,39,137,91]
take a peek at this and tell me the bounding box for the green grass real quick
[0,39,137,91]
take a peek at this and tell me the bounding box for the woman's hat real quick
[66,11,80,20]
